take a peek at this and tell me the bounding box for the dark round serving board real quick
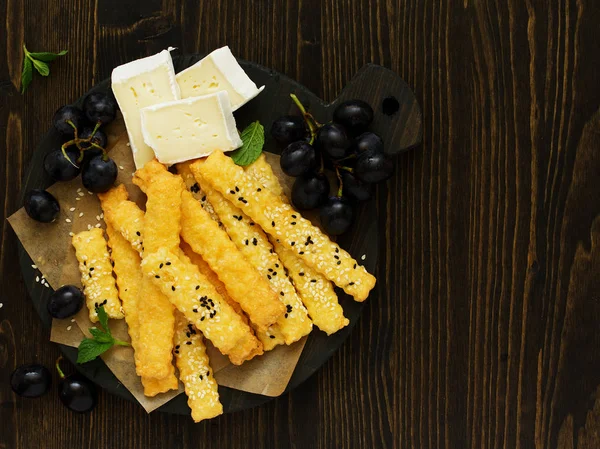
[18,53,422,415]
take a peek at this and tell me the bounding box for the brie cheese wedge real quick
[111,49,180,168]
[140,91,243,165]
[175,46,264,110]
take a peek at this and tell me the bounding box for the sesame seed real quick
[235,186,239,192]
[155,275,160,279]
[69,207,76,212]
[166,262,171,266]
[78,192,84,197]
[77,188,82,193]
[95,223,101,228]
[280,291,284,296]
[79,212,84,218]
[69,232,74,237]
[270,335,275,339]
[67,326,72,331]
[119,165,124,170]
[361,254,366,260]
[299,272,304,276]
[172,286,176,291]
[272,221,275,227]
[65,218,72,223]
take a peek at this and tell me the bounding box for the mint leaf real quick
[89,327,114,343]
[28,50,67,62]
[31,59,50,76]
[21,56,32,94]
[230,121,265,166]
[96,304,111,334]
[77,338,114,364]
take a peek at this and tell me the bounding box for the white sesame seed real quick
[96,215,100,221]
[44,282,50,288]
[76,197,81,201]
[95,223,101,228]
[88,191,93,195]
[77,188,82,193]
[119,165,124,170]
[67,326,72,331]
[69,207,76,212]
[35,276,39,282]
[87,225,92,230]
[71,318,75,322]
[78,192,84,197]
[65,218,72,223]
[69,232,75,237]
[0,303,3,309]
[126,142,130,147]
[31,264,37,269]
[100,213,104,219]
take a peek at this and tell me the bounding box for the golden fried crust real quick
[192,152,376,302]
[105,223,178,394]
[71,228,123,322]
[244,154,286,201]
[133,160,184,254]
[272,239,349,335]
[141,248,263,365]
[197,177,312,345]
[180,190,285,330]
[177,161,221,223]
[99,188,145,256]
[173,311,223,422]
[180,242,246,322]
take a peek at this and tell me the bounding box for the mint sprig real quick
[230,121,265,166]
[76,305,129,364]
[21,44,67,93]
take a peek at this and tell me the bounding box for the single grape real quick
[48,285,85,319]
[24,190,60,223]
[10,364,52,398]
[56,358,97,413]
[291,173,329,210]
[271,115,308,146]
[351,132,384,155]
[280,141,317,177]
[82,155,118,193]
[355,152,394,183]
[341,170,372,202]
[83,92,117,126]
[52,106,88,138]
[79,127,107,150]
[44,147,81,182]
[333,99,374,134]
[315,123,351,159]
[319,196,354,235]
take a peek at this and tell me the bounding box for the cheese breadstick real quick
[72,228,123,322]
[192,152,376,301]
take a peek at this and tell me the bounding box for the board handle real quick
[330,64,422,154]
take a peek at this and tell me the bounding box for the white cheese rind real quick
[111,50,180,168]
[140,91,243,165]
[175,46,264,111]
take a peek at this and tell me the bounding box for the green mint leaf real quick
[89,327,115,344]
[77,338,114,364]
[28,50,67,62]
[31,58,50,76]
[21,56,33,94]
[95,305,111,335]
[230,121,265,166]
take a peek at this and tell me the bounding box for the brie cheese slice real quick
[111,49,180,168]
[140,91,243,165]
[175,46,264,110]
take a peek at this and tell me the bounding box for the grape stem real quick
[337,165,354,173]
[335,167,344,197]
[290,93,322,142]
[56,356,66,380]
[61,122,108,164]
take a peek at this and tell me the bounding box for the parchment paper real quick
[8,124,306,413]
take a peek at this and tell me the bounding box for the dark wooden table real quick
[2,1,600,448]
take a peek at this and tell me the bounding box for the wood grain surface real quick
[1,0,600,448]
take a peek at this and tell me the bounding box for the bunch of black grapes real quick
[25,92,118,223]
[271,96,394,235]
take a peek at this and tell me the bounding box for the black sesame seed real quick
[172,286,176,291]
[291,242,295,246]
[335,247,339,253]
[267,275,272,280]
[201,316,205,321]
[199,375,203,380]
[273,272,277,276]
[83,261,87,266]
[186,341,192,345]
[174,350,179,354]
[202,195,206,202]
[353,264,357,269]
[196,285,200,290]
[190,183,200,193]
[245,239,249,245]
[235,186,240,192]
[160,263,164,268]
[311,279,317,283]
[299,272,304,276]
[349,282,355,285]
[193,309,198,313]
[299,251,304,255]
[284,313,288,318]
[206,370,210,376]
[292,214,297,218]
[337,261,341,265]
[257,188,262,192]
[237,215,242,221]
[334,255,339,260]
[270,335,275,339]
[270,249,274,253]
[155,275,160,279]
[166,262,171,266]
[252,238,257,246]
[249,222,255,226]
[89,267,94,271]
[275,264,279,268]
[175,345,180,349]
[230,190,235,194]
[280,291,285,296]
[291,222,296,225]
[238,197,244,202]
[268,268,273,272]
[241,199,248,204]
[272,221,275,227]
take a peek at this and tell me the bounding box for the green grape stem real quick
[290,93,322,142]
[55,356,66,379]
[335,167,344,197]
[61,122,109,164]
